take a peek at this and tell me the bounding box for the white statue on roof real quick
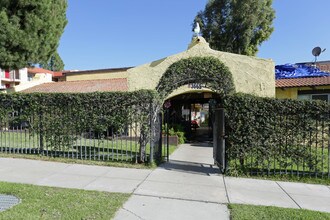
[193,22,200,37]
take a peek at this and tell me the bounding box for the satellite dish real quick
[312,46,326,63]
[312,47,322,57]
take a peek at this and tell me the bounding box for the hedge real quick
[223,93,330,177]
[0,90,159,162]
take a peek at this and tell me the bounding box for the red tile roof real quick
[276,76,330,88]
[21,78,128,93]
[28,68,64,78]
[28,68,54,74]
[52,72,64,77]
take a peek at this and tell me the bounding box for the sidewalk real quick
[0,143,329,220]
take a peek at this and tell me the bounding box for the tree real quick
[40,51,65,71]
[0,0,67,70]
[194,0,275,56]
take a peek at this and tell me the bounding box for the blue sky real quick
[58,0,330,70]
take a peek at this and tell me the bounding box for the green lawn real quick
[229,204,330,220]
[2,183,330,220]
[0,131,39,150]
[229,147,329,172]
[0,153,156,169]
[0,143,177,169]
[0,131,178,164]
[0,181,129,220]
[228,146,330,185]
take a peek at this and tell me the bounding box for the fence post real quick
[149,101,154,164]
[166,108,170,162]
[153,110,165,162]
[39,111,44,154]
[219,108,226,174]
[214,108,226,173]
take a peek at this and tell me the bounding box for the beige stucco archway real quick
[127,37,275,98]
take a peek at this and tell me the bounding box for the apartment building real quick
[0,69,28,91]
[0,68,56,93]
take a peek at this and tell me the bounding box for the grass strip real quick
[0,181,130,220]
[229,204,330,220]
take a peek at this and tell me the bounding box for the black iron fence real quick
[227,113,330,178]
[224,95,330,178]
[2,91,329,179]
[0,111,156,163]
[0,92,162,163]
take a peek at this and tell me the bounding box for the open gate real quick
[213,108,226,173]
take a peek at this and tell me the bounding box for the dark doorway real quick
[163,92,221,143]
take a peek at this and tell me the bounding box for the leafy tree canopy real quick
[39,51,65,71]
[194,0,275,56]
[0,0,68,70]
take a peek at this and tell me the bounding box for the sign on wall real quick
[187,83,206,89]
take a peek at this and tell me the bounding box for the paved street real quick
[0,143,329,219]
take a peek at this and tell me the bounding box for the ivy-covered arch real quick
[156,56,235,99]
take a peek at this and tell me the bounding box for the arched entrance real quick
[156,57,235,99]
[155,56,235,166]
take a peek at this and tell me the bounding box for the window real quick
[297,94,310,101]
[298,93,330,103]
[5,70,10,78]
[28,74,33,81]
[311,94,329,102]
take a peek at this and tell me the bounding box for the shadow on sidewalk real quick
[159,159,220,176]
[188,142,213,148]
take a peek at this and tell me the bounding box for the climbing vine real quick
[156,56,235,99]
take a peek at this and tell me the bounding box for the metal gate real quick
[213,108,226,173]
[161,108,170,162]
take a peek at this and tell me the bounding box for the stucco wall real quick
[276,85,330,100]
[127,37,275,98]
[10,73,53,93]
[276,88,298,99]
[19,68,28,82]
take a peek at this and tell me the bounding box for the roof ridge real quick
[57,78,128,83]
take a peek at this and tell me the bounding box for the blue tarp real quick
[275,64,330,79]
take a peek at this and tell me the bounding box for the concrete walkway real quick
[114,143,230,220]
[0,143,329,219]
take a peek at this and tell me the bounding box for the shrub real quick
[0,91,159,162]
[162,123,186,144]
[223,93,330,177]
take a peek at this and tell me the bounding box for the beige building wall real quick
[276,88,298,99]
[276,85,330,99]
[127,37,275,98]
[10,73,53,93]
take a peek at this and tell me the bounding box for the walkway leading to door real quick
[115,142,229,220]
[0,143,329,219]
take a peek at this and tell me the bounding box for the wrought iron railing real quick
[226,112,330,178]
[0,110,156,163]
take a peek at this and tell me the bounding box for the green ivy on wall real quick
[156,56,235,99]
